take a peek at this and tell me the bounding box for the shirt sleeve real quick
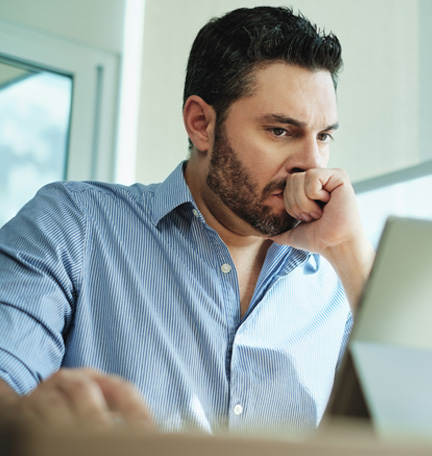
[0,182,86,393]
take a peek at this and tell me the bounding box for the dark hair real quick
[183,6,342,125]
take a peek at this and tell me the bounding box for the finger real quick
[22,380,77,427]
[284,173,309,218]
[24,368,114,429]
[59,369,154,430]
[284,173,324,222]
[18,368,154,431]
[90,373,154,430]
[304,170,331,205]
[53,369,115,428]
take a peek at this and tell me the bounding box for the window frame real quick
[354,159,432,247]
[0,19,120,182]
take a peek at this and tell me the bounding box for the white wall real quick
[0,0,425,186]
[0,0,125,53]
[136,0,421,185]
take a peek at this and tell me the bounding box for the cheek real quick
[320,145,331,168]
[228,130,285,184]
[232,135,274,168]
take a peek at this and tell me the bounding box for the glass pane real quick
[0,56,72,227]
[356,174,432,248]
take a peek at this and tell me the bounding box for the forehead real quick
[230,62,338,127]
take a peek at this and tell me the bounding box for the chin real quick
[252,216,299,238]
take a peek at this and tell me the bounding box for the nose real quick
[285,137,328,174]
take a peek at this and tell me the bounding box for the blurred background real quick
[0,0,431,244]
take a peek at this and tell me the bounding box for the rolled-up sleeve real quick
[0,182,85,393]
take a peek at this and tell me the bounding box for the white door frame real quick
[0,19,120,182]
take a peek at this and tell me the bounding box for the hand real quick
[272,168,362,255]
[4,368,154,431]
[272,168,375,309]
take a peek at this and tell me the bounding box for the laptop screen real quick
[326,216,432,438]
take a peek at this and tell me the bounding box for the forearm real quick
[323,235,375,312]
[272,167,376,310]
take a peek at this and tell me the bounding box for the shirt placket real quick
[203,228,244,422]
[227,246,310,430]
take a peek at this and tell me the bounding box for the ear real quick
[183,95,216,153]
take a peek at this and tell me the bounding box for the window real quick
[0,56,72,226]
[355,162,432,247]
[0,19,119,225]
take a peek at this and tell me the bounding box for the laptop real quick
[326,216,432,438]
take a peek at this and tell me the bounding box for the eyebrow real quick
[259,114,339,132]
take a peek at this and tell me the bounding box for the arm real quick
[272,168,375,311]
[0,185,153,430]
[0,183,87,393]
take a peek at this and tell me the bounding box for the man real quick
[0,7,374,434]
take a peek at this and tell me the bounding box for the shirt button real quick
[233,404,243,416]
[192,209,199,218]
[221,263,232,274]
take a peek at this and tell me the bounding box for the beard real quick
[206,121,298,237]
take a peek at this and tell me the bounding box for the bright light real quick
[115,0,146,184]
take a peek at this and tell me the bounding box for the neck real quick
[184,158,272,317]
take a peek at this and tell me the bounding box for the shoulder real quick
[35,180,159,213]
[59,180,156,200]
[2,180,160,239]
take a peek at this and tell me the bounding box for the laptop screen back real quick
[327,216,432,437]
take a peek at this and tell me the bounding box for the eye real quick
[269,128,288,137]
[317,132,334,143]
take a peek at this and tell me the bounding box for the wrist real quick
[323,234,375,311]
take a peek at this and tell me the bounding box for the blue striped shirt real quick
[0,162,352,434]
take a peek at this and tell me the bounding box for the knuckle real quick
[53,369,68,380]
[42,391,66,410]
[106,374,132,389]
[52,369,100,397]
[334,167,348,178]
[304,168,319,179]
[68,377,92,395]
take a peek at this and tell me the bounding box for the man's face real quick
[204,63,338,237]
[207,121,298,236]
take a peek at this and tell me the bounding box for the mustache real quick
[260,178,287,201]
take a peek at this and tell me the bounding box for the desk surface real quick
[2,418,432,456]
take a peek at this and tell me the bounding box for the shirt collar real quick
[151,161,196,225]
[150,161,312,268]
